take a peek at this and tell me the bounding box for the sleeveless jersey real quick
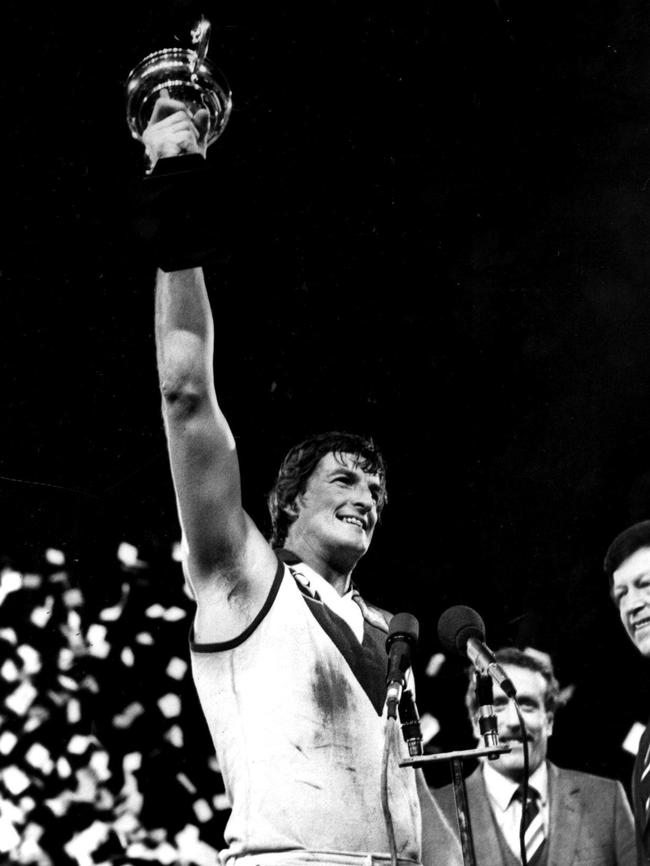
[190,557,422,865]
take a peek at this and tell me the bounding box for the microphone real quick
[437,605,517,699]
[474,673,500,755]
[399,689,423,756]
[385,613,419,719]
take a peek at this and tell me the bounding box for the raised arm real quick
[146,102,277,641]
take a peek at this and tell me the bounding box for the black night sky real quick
[4,0,650,815]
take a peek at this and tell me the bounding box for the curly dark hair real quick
[465,647,560,717]
[267,431,387,549]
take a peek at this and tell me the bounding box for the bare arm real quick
[147,101,277,641]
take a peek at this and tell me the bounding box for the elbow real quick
[158,331,212,418]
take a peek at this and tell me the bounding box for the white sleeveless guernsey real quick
[190,555,421,866]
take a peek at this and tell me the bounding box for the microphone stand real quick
[399,675,511,866]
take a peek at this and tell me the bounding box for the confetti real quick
[0,568,22,604]
[166,657,187,680]
[0,732,17,755]
[25,743,54,774]
[193,798,213,822]
[113,702,145,729]
[17,643,41,675]
[120,646,135,667]
[158,693,181,718]
[117,542,144,568]
[63,587,84,608]
[45,548,65,566]
[3,766,30,796]
[135,632,154,645]
[163,606,186,622]
[86,624,110,658]
[623,721,646,756]
[5,680,37,715]
[1,659,19,682]
[68,734,94,755]
[164,725,184,748]
[425,653,446,677]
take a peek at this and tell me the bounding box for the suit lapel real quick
[546,762,581,866]
[466,769,511,866]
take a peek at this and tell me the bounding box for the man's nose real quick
[623,587,646,616]
[353,487,374,512]
[498,702,521,730]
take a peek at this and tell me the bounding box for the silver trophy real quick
[125,17,232,151]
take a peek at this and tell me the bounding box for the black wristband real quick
[130,153,229,272]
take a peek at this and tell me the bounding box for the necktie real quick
[639,740,650,819]
[513,785,546,865]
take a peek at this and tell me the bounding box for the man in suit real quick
[605,519,650,865]
[432,647,635,865]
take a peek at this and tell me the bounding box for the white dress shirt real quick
[481,759,549,860]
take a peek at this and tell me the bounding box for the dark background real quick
[3,0,650,825]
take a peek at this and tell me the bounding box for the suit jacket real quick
[432,762,636,866]
[632,723,650,865]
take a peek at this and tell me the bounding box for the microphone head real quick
[437,604,485,655]
[386,612,419,651]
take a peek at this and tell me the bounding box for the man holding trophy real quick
[125,21,461,866]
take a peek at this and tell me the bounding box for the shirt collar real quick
[482,760,549,812]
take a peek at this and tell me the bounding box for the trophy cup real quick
[124,18,233,271]
[125,16,232,159]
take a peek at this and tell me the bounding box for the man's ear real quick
[284,498,300,519]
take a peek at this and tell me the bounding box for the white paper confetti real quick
[22,573,42,588]
[64,820,110,865]
[3,766,30,795]
[425,653,446,677]
[623,721,645,756]
[45,548,65,566]
[63,587,84,608]
[164,725,184,748]
[163,606,186,622]
[419,712,441,745]
[193,798,213,822]
[145,604,165,618]
[31,603,52,628]
[0,812,20,853]
[121,646,135,667]
[158,693,181,718]
[17,644,41,675]
[0,569,22,604]
[166,657,187,680]
[5,680,37,715]
[135,632,154,645]
[175,824,220,866]
[0,732,17,755]
[86,623,110,658]
[25,743,53,774]
[213,792,231,811]
[0,627,17,644]
[57,756,72,778]
[176,772,197,794]
[68,734,94,755]
[113,702,144,729]
[1,659,19,682]
[67,698,81,724]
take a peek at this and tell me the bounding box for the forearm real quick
[155,267,215,403]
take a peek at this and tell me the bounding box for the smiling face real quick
[612,547,650,658]
[284,451,381,575]
[473,664,553,782]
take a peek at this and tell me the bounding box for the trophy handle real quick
[189,17,211,78]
